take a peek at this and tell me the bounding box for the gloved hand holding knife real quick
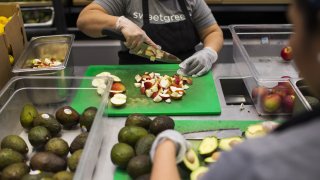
[115,16,158,51]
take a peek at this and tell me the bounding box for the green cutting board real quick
[80,64,221,116]
[114,120,263,180]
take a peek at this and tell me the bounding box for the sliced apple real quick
[153,95,162,102]
[170,91,183,100]
[92,78,105,87]
[182,77,193,85]
[111,82,126,93]
[146,89,153,98]
[134,83,141,88]
[159,93,170,100]
[97,87,106,95]
[142,74,151,80]
[140,86,146,95]
[144,81,153,89]
[109,75,121,82]
[149,72,155,79]
[151,92,159,99]
[135,74,142,82]
[110,93,127,106]
[165,98,171,103]
[160,79,170,89]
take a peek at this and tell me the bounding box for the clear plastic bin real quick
[230,24,299,80]
[0,76,112,180]
[229,24,307,115]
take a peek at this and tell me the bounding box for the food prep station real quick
[1,1,319,179]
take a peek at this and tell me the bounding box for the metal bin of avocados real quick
[0,76,112,180]
[229,24,307,116]
[12,34,75,104]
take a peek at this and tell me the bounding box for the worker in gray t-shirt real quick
[77,0,223,77]
[148,0,320,178]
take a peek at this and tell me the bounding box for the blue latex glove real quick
[177,47,218,77]
[150,130,191,163]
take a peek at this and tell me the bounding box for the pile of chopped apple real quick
[134,72,192,103]
[92,72,127,107]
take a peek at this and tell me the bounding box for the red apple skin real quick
[111,82,126,92]
[281,46,293,61]
[252,86,269,101]
[262,94,282,113]
[144,81,153,89]
[272,85,289,99]
[151,92,158,99]
[277,81,295,95]
[283,95,296,113]
[140,87,146,95]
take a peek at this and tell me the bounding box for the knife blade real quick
[101,29,182,63]
[182,128,243,140]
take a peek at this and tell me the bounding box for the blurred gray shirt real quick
[202,118,320,180]
[93,0,216,33]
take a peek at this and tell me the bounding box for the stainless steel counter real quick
[71,41,285,179]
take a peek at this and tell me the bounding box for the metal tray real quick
[22,7,54,27]
[12,35,75,104]
[0,76,112,180]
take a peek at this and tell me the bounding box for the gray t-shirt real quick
[202,118,320,180]
[93,0,216,32]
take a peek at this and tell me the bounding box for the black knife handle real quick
[101,29,126,41]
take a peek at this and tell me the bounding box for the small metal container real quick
[22,7,55,27]
[12,34,75,104]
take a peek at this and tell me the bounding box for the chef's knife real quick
[182,128,242,140]
[101,29,182,63]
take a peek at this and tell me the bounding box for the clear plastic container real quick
[0,76,112,180]
[230,24,298,80]
[229,24,307,115]
[244,77,307,115]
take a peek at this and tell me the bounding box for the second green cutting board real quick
[83,64,221,116]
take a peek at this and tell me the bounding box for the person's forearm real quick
[151,140,180,180]
[77,3,118,38]
[201,24,224,52]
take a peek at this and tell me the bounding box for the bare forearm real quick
[77,3,118,38]
[151,140,180,180]
[201,24,224,52]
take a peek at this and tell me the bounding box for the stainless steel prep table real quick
[71,40,284,179]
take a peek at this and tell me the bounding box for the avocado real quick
[0,149,24,170]
[204,151,221,164]
[1,162,30,180]
[149,115,174,135]
[44,138,69,157]
[245,124,267,139]
[53,171,74,180]
[135,174,151,180]
[135,134,155,155]
[190,166,208,180]
[33,113,62,136]
[70,132,88,154]
[111,143,135,168]
[21,172,54,180]
[28,126,52,148]
[125,114,152,129]
[198,137,218,155]
[118,126,148,146]
[126,155,152,178]
[67,149,82,172]
[218,136,243,151]
[79,107,97,131]
[183,149,200,171]
[20,104,38,129]
[30,152,67,172]
[1,135,29,154]
[55,106,80,129]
